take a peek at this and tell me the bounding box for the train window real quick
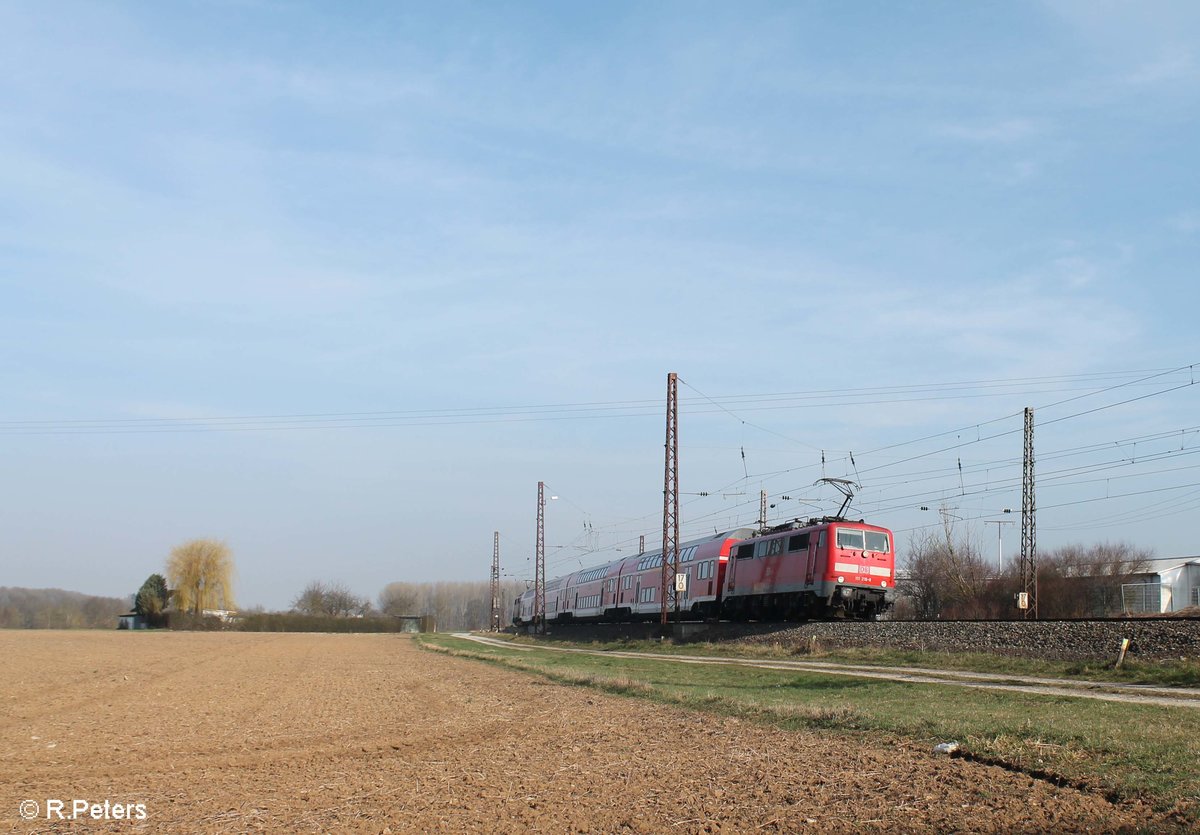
[865,531,890,552]
[836,529,865,550]
[788,533,810,552]
[766,538,784,556]
[736,543,754,560]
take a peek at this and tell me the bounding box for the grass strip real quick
[490,633,1200,687]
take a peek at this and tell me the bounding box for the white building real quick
[201,608,238,623]
[1121,557,1200,613]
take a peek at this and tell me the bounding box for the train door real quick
[763,537,783,587]
[807,530,826,586]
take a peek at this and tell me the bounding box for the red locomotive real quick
[513,517,894,625]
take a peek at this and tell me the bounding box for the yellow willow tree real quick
[166,539,236,614]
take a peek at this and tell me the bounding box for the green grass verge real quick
[420,633,1200,820]
[489,633,1200,687]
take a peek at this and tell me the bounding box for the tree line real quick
[377,580,528,630]
[17,526,1157,631]
[896,514,1153,619]
[0,587,129,628]
[284,578,528,631]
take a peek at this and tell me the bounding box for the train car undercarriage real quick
[721,587,890,622]
[526,588,890,626]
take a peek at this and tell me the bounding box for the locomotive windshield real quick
[836,528,891,552]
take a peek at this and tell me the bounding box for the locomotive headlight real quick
[836,575,845,584]
[880,580,888,588]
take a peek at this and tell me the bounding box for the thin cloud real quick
[1127,47,1196,85]
[935,118,1040,143]
[1168,211,1200,233]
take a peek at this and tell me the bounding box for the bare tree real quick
[292,581,370,617]
[899,511,992,619]
[323,582,368,617]
[1037,542,1153,617]
[378,582,418,616]
[899,530,945,619]
[904,533,1156,619]
[166,539,235,615]
[376,580,525,630]
[292,580,330,616]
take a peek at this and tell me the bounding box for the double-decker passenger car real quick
[514,528,753,624]
[583,527,754,620]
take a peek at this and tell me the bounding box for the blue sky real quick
[2,1,1198,609]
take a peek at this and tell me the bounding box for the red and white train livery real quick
[513,517,894,625]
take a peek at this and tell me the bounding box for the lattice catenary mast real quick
[535,481,546,634]
[489,531,500,632]
[1019,407,1037,619]
[660,372,680,624]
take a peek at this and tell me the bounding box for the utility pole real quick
[660,372,680,625]
[759,490,767,530]
[490,531,500,632]
[639,535,645,555]
[1019,407,1037,619]
[535,481,546,634]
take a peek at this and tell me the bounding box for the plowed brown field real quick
[0,632,1183,833]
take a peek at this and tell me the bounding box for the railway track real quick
[508,616,1200,664]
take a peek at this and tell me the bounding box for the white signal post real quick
[984,513,1014,572]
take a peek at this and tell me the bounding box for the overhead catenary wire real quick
[19,365,1187,581]
[738,371,1197,502]
[534,418,1200,569]
[1,367,1192,435]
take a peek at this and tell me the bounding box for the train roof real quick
[574,527,757,576]
[751,517,892,536]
